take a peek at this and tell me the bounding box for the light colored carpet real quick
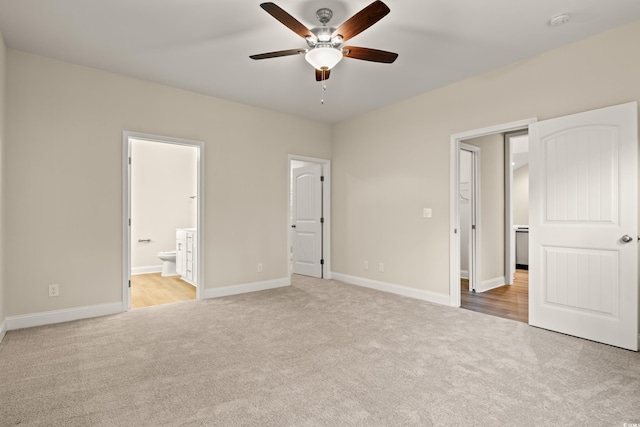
[1,275,639,426]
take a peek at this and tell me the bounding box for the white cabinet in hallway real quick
[176,228,197,286]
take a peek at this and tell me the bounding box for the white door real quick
[529,102,638,351]
[459,145,479,292]
[292,164,323,278]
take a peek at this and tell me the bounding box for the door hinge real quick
[320,259,324,265]
[128,218,131,226]
[472,224,476,230]
[320,176,324,182]
[320,217,324,223]
[128,280,131,288]
[129,157,131,165]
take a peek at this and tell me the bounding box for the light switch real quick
[423,208,432,218]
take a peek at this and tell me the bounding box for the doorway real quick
[449,118,536,310]
[451,103,638,350]
[288,155,331,280]
[456,131,530,322]
[122,131,205,311]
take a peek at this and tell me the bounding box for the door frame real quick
[459,143,480,292]
[288,154,331,280]
[449,118,537,307]
[122,131,205,311]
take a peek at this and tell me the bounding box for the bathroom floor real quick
[131,273,196,309]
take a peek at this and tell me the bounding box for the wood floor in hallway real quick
[131,273,196,308]
[461,269,528,323]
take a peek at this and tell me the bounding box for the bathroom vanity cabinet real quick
[176,228,197,286]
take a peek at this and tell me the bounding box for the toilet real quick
[158,251,177,276]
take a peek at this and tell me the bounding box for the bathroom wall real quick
[513,165,529,226]
[131,139,197,271]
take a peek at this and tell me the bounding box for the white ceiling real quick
[1,0,639,124]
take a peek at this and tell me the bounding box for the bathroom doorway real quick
[122,131,205,311]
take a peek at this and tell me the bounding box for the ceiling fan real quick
[250,1,398,81]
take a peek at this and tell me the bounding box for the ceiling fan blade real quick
[260,3,316,41]
[250,48,307,60]
[315,68,331,81]
[343,46,398,63]
[331,1,390,42]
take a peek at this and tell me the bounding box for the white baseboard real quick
[131,265,162,275]
[460,270,469,279]
[0,319,6,344]
[202,277,290,299]
[475,276,506,293]
[331,273,450,306]
[6,302,122,331]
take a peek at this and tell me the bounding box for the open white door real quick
[529,102,638,351]
[459,144,479,292]
[292,164,323,278]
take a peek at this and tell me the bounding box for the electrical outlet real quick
[363,261,369,270]
[49,284,59,297]
[379,263,384,273]
[257,263,263,272]
[423,208,432,218]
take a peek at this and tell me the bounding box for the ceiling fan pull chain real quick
[320,69,326,105]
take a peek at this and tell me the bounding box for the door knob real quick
[621,234,633,243]
[291,225,296,228]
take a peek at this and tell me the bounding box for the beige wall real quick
[5,50,331,316]
[466,134,505,282]
[131,139,197,269]
[4,19,640,319]
[0,30,5,329]
[513,165,529,226]
[332,20,640,296]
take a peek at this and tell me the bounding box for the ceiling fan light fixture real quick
[305,45,343,70]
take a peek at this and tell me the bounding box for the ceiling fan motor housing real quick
[307,26,339,47]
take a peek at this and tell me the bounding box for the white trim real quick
[6,303,122,331]
[131,265,163,275]
[288,155,332,280]
[332,273,450,306]
[475,276,507,293]
[202,278,290,299]
[460,270,469,279]
[122,134,131,311]
[0,320,6,344]
[450,118,537,308]
[122,131,205,312]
